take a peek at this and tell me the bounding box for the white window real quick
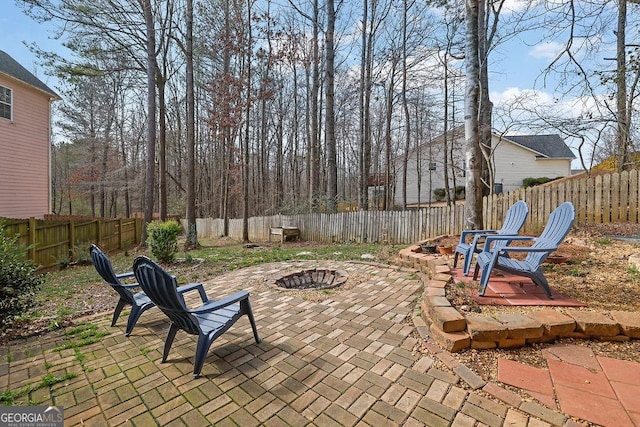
[0,85,12,120]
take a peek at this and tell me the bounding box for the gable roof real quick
[0,50,60,99]
[503,134,575,159]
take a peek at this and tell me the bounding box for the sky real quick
[1,1,66,90]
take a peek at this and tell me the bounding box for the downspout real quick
[48,97,53,216]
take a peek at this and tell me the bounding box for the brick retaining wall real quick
[399,239,640,352]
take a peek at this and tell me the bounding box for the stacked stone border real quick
[400,237,640,353]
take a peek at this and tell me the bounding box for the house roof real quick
[0,50,60,99]
[503,134,575,159]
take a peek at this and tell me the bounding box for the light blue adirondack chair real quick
[453,200,529,276]
[473,202,575,299]
[133,256,261,378]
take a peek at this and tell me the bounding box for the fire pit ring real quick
[270,268,348,290]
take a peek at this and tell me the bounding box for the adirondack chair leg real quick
[241,298,261,343]
[193,334,214,378]
[531,271,554,299]
[163,324,180,363]
[112,299,127,327]
[476,257,497,297]
[473,264,481,281]
[125,304,151,336]
[462,248,474,276]
[453,252,460,268]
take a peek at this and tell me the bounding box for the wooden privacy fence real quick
[484,170,640,233]
[193,171,640,244]
[2,217,143,269]
[192,203,465,245]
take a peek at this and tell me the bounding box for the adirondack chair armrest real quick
[176,283,209,303]
[120,283,141,289]
[116,271,135,280]
[470,232,521,246]
[460,229,497,243]
[499,245,558,254]
[191,291,250,314]
[482,235,535,252]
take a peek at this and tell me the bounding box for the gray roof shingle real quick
[0,50,59,99]
[503,134,575,159]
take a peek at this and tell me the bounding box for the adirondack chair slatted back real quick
[500,201,529,234]
[489,200,529,253]
[133,257,201,335]
[524,202,575,266]
[90,244,135,304]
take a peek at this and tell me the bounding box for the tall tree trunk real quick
[242,0,252,242]
[401,0,410,210]
[310,0,320,211]
[464,0,483,229]
[325,0,338,212]
[157,73,167,220]
[384,64,395,210]
[616,0,629,172]
[185,0,198,247]
[478,0,492,195]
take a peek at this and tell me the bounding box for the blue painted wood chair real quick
[472,202,575,299]
[453,200,529,275]
[90,244,204,336]
[133,256,261,378]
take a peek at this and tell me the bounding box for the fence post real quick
[119,218,124,249]
[97,219,102,246]
[28,217,36,263]
[69,220,76,261]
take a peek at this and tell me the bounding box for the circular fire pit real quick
[272,268,348,290]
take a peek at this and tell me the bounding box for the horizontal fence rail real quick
[192,171,640,244]
[2,217,143,269]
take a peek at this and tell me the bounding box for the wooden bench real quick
[269,227,300,243]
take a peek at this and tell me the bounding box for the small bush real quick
[433,188,446,201]
[454,186,465,199]
[73,242,93,265]
[0,220,45,328]
[147,220,182,263]
[522,177,558,188]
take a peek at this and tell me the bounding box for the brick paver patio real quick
[1,261,564,426]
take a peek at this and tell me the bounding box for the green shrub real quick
[147,220,182,263]
[454,186,465,199]
[522,177,558,188]
[433,188,446,201]
[0,220,44,328]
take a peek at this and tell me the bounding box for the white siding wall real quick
[396,133,572,205]
[492,137,571,192]
[0,75,52,218]
[395,137,465,206]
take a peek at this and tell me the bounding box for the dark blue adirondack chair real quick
[473,202,575,299]
[133,256,261,378]
[90,245,205,336]
[453,200,529,276]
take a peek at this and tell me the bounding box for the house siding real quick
[396,131,572,206]
[0,74,51,218]
[492,137,571,192]
[395,137,465,206]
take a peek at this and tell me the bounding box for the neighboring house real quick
[395,126,575,207]
[0,50,60,219]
